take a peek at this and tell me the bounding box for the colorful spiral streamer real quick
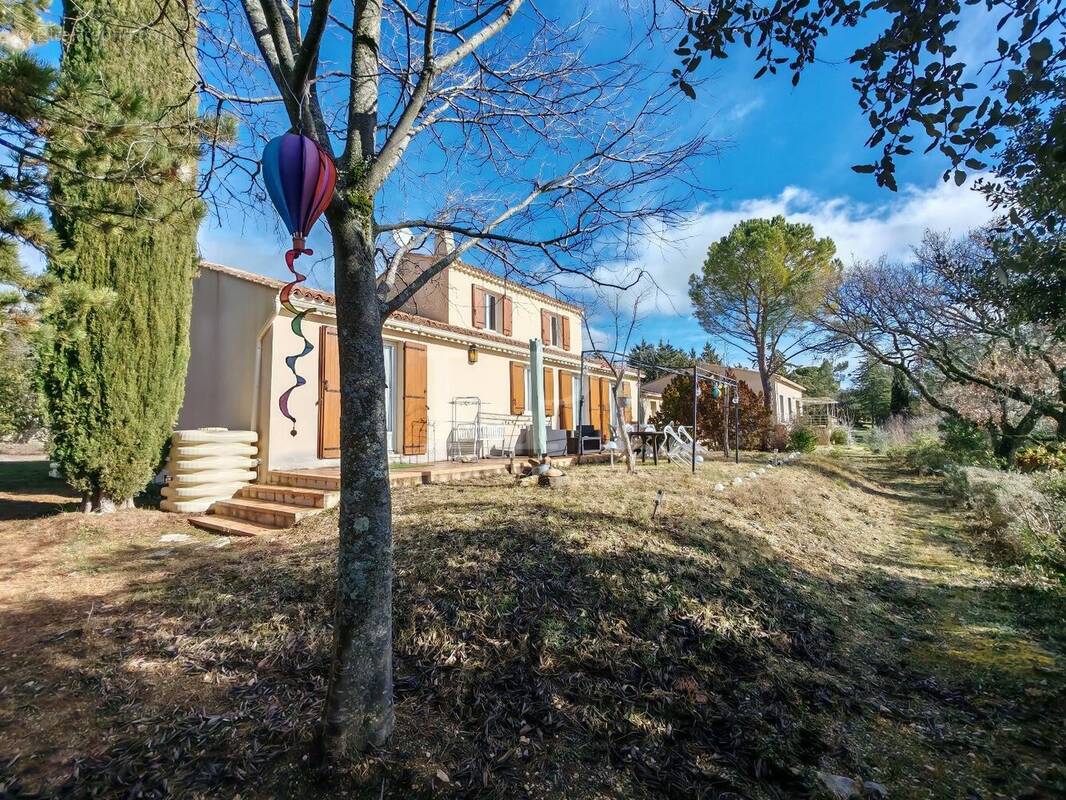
[261,133,337,436]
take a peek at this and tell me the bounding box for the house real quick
[176,242,640,478]
[639,364,806,425]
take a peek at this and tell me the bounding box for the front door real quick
[318,328,399,459]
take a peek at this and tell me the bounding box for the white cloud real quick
[609,176,998,315]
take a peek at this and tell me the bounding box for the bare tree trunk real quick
[611,384,636,473]
[314,205,395,762]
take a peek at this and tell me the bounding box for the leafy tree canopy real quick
[689,215,840,410]
[790,358,847,399]
[672,0,1065,191]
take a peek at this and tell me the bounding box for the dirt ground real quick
[0,451,1063,799]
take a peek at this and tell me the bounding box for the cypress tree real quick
[889,368,912,417]
[39,0,202,511]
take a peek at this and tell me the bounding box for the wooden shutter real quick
[588,377,602,434]
[318,327,341,458]
[561,316,570,350]
[540,310,550,342]
[472,285,486,329]
[402,342,428,455]
[558,371,573,430]
[598,377,611,438]
[509,361,525,415]
[501,296,513,336]
[543,367,555,417]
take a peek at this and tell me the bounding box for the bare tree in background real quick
[582,284,648,474]
[820,232,1066,460]
[196,0,710,760]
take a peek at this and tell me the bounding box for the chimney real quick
[433,230,454,257]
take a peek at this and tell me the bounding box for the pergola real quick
[577,349,741,472]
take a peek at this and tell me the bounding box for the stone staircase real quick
[188,472,340,536]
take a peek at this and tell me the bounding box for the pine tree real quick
[38,0,202,511]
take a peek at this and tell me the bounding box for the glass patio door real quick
[383,344,396,452]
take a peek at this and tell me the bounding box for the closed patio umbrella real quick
[529,338,546,458]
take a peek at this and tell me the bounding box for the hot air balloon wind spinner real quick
[261,133,337,436]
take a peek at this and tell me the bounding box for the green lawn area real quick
[1,450,1063,798]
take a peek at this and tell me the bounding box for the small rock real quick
[147,549,173,559]
[862,781,888,799]
[714,483,726,491]
[757,467,766,474]
[159,533,192,543]
[747,471,758,478]
[732,477,743,485]
[817,771,862,799]
[545,468,564,477]
[209,537,231,549]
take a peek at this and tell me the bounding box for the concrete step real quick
[269,470,340,491]
[212,497,315,528]
[240,484,338,509]
[188,515,281,537]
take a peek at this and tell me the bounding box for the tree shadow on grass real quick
[0,461,80,521]
[1,479,1062,800]
[0,503,868,799]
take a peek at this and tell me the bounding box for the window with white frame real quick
[484,292,501,332]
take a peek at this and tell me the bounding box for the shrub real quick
[947,466,1066,570]
[940,417,993,463]
[1015,443,1066,473]
[867,426,888,453]
[767,424,789,452]
[889,434,951,475]
[829,428,849,446]
[788,426,817,453]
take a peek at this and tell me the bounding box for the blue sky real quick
[29,1,1002,369]
[194,1,1002,369]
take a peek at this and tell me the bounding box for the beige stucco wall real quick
[177,268,278,433]
[262,306,337,472]
[771,380,805,425]
[182,264,633,472]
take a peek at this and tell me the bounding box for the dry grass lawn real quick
[0,451,1063,799]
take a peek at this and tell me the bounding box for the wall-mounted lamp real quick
[467,343,479,364]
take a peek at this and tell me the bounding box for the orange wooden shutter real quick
[561,316,570,350]
[599,377,611,438]
[540,310,550,342]
[318,327,341,458]
[543,367,554,417]
[402,343,428,455]
[509,361,525,415]
[501,296,513,336]
[588,377,602,434]
[472,286,486,329]
[558,371,573,429]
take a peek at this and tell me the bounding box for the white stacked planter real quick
[160,428,259,513]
